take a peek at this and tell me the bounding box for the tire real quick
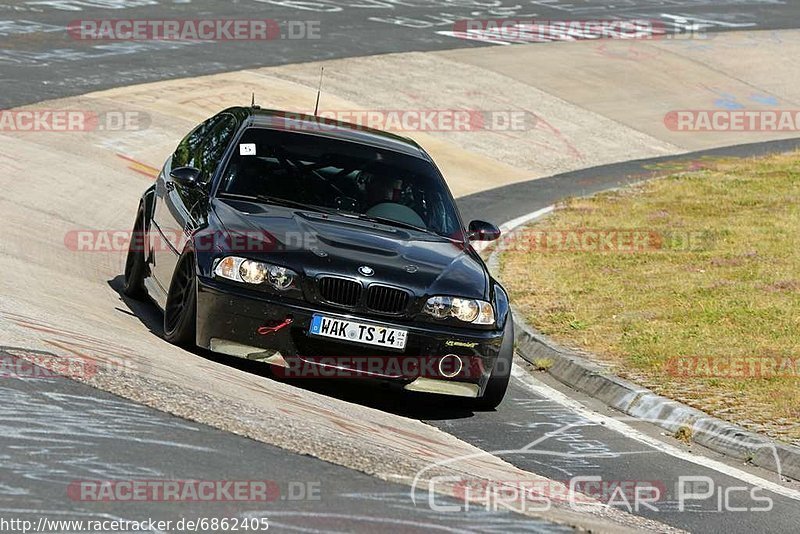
[473,317,514,411]
[122,207,147,300]
[163,254,197,347]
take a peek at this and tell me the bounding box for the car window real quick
[172,113,237,183]
[218,127,462,238]
[172,118,212,168]
[195,114,238,184]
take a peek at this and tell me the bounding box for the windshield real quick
[218,127,462,238]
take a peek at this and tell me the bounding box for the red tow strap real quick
[257,318,293,336]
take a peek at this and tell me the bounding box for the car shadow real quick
[108,275,163,337]
[108,275,479,421]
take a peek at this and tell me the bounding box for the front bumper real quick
[196,277,505,396]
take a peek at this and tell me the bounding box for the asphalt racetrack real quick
[1,0,799,108]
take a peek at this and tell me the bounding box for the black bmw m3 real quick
[123,105,513,409]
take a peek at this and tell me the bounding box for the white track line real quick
[511,365,800,502]
[499,205,554,232]
[473,205,555,254]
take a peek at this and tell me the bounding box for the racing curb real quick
[485,211,800,483]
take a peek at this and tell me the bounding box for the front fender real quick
[491,280,511,330]
[139,185,156,227]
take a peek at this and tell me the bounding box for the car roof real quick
[228,106,429,159]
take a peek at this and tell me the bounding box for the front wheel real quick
[163,254,197,347]
[473,318,514,411]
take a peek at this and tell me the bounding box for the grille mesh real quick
[318,276,361,307]
[365,285,409,314]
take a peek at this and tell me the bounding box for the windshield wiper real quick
[345,213,435,235]
[219,193,330,213]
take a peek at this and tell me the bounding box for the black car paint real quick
[136,107,509,394]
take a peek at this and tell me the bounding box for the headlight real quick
[267,265,294,291]
[214,256,297,291]
[240,259,268,284]
[423,296,495,325]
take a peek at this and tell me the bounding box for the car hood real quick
[211,198,489,299]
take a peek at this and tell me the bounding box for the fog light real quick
[438,354,464,378]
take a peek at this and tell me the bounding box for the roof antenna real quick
[313,67,324,116]
[251,92,259,109]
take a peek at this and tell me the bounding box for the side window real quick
[195,115,238,184]
[171,113,238,182]
[172,119,212,168]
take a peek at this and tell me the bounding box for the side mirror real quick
[169,166,201,188]
[468,220,501,242]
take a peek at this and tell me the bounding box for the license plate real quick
[309,315,407,350]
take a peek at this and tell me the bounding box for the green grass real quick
[501,153,800,444]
